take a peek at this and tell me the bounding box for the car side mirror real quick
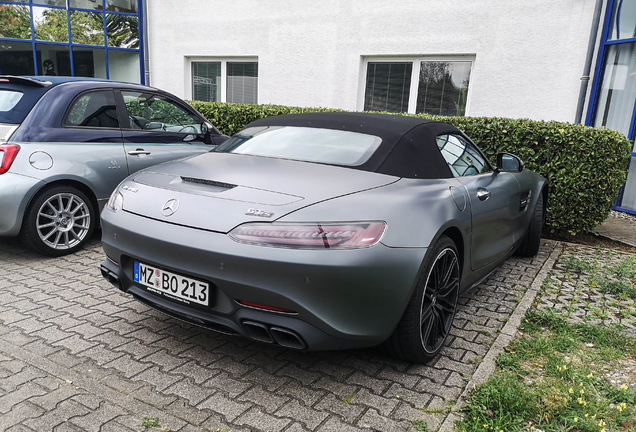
[201,121,213,144]
[496,152,524,172]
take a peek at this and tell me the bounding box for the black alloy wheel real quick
[419,246,460,356]
[386,235,460,363]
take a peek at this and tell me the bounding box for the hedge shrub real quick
[187,101,631,234]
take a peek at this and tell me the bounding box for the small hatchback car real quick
[0,75,227,256]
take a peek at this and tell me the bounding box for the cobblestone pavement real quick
[0,237,557,432]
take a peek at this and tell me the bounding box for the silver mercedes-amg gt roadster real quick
[100,112,547,363]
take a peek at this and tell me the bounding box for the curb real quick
[437,241,563,432]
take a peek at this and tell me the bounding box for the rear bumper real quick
[0,173,45,236]
[100,209,427,350]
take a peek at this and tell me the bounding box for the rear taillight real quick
[0,144,20,174]
[228,222,386,249]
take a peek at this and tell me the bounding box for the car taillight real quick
[228,222,386,249]
[0,144,20,174]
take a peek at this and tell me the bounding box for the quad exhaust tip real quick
[242,321,307,350]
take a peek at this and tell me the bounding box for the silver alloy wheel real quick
[36,192,91,250]
[419,247,460,354]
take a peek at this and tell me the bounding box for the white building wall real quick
[146,0,597,123]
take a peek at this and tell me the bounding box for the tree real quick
[0,4,32,40]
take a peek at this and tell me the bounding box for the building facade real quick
[3,0,636,212]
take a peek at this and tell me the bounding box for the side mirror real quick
[201,121,213,144]
[496,152,524,172]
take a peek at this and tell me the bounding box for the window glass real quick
[436,134,490,177]
[0,90,23,112]
[608,0,636,41]
[192,62,221,102]
[364,62,412,113]
[122,91,202,133]
[227,62,258,104]
[416,61,471,116]
[0,41,37,75]
[33,6,69,43]
[106,0,137,14]
[593,42,636,141]
[70,0,104,11]
[70,10,105,45]
[0,4,32,40]
[33,0,66,6]
[36,43,69,76]
[72,46,107,78]
[65,90,119,128]
[106,14,138,48]
[216,126,382,166]
[108,49,140,83]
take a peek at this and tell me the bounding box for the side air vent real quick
[181,177,237,189]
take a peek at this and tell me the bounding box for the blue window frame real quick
[587,0,636,214]
[0,0,144,83]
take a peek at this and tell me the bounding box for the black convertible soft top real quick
[246,112,460,179]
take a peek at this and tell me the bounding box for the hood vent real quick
[180,176,237,189]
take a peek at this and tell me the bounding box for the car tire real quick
[385,235,460,363]
[515,193,543,258]
[20,185,95,257]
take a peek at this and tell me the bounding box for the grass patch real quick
[456,309,636,432]
[141,417,169,430]
[342,392,356,404]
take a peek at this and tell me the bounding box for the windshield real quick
[215,126,382,166]
[0,90,23,112]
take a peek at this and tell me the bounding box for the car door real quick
[117,90,212,175]
[47,89,127,203]
[436,134,520,270]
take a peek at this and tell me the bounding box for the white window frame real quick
[357,55,476,115]
[185,57,258,102]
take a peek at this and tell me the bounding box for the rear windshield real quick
[215,126,382,166]
[0,90,23,112]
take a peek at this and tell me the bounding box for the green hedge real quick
[187,101,631,234]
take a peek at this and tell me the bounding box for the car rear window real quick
[215,126,382,166]
[0,90,23,112]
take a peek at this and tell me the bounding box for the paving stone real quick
[357,408,410,431]
[162,379,216,406]
[0,367,47,392]
[276,380,326,407]
[69,401,127,432]
[243,368,289,391]
[205,372,253,398]
[316,416,365,432]
[0,401,45,432]
[0,236,558,432]
[275,399,329,429]
[197,392,252,422]
[131,366,183,392]
[103,354,152,378]
[171,361,218,384]
[29,384,81,410]
[236,407,292,431]
[314,394,365,423]
[238,386,288,413]
[22,399,90,430]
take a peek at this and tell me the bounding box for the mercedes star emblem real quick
[161,199,179,216]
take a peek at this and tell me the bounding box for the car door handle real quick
[477,188,491,201]
[128,149,151,156]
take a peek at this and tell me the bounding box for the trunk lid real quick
[123,152,398,232]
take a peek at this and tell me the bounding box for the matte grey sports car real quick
[100,112,547,363]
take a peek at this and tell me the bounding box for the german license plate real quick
[133,261,209,306]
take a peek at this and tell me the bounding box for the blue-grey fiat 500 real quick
[0,75,226,256]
